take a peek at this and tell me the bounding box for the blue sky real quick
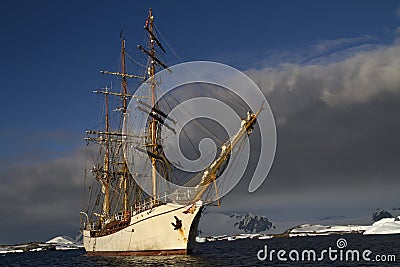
[1,1,400,244]
[1,1,398,133]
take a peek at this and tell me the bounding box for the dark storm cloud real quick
[0,148,85,244]
[247,43,400,180]
[217,43,400,218]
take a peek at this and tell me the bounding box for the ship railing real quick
[128,189,200,217]
[159,189,198,202]
[115,213,125,221]
[87,222,97,231]
[130,197,155,216]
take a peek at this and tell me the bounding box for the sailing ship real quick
[80,8,261,256]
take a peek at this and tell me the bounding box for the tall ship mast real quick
[80,8,261,255]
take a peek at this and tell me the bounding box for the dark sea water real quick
[1,234,399,266]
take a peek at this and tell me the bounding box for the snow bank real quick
[0,248,23,254]
[363,216,400,235]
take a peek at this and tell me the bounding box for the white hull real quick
[83,202,202,255]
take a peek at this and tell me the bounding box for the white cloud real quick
[313,36,373,53]
[246,44,400,109]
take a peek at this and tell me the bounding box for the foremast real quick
[149,9,158,204]
[137,8,261,205]
[138,8,169,204]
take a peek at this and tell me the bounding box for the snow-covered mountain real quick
[229,213,274,233]
[199,212,274,236]
[372,209,396,222]
[46,236,75,245]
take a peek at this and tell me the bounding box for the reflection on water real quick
[81,248,226,266]
[2,235,399,266]
[85,254,212,266]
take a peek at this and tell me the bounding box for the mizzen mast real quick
[103,86,111,216]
